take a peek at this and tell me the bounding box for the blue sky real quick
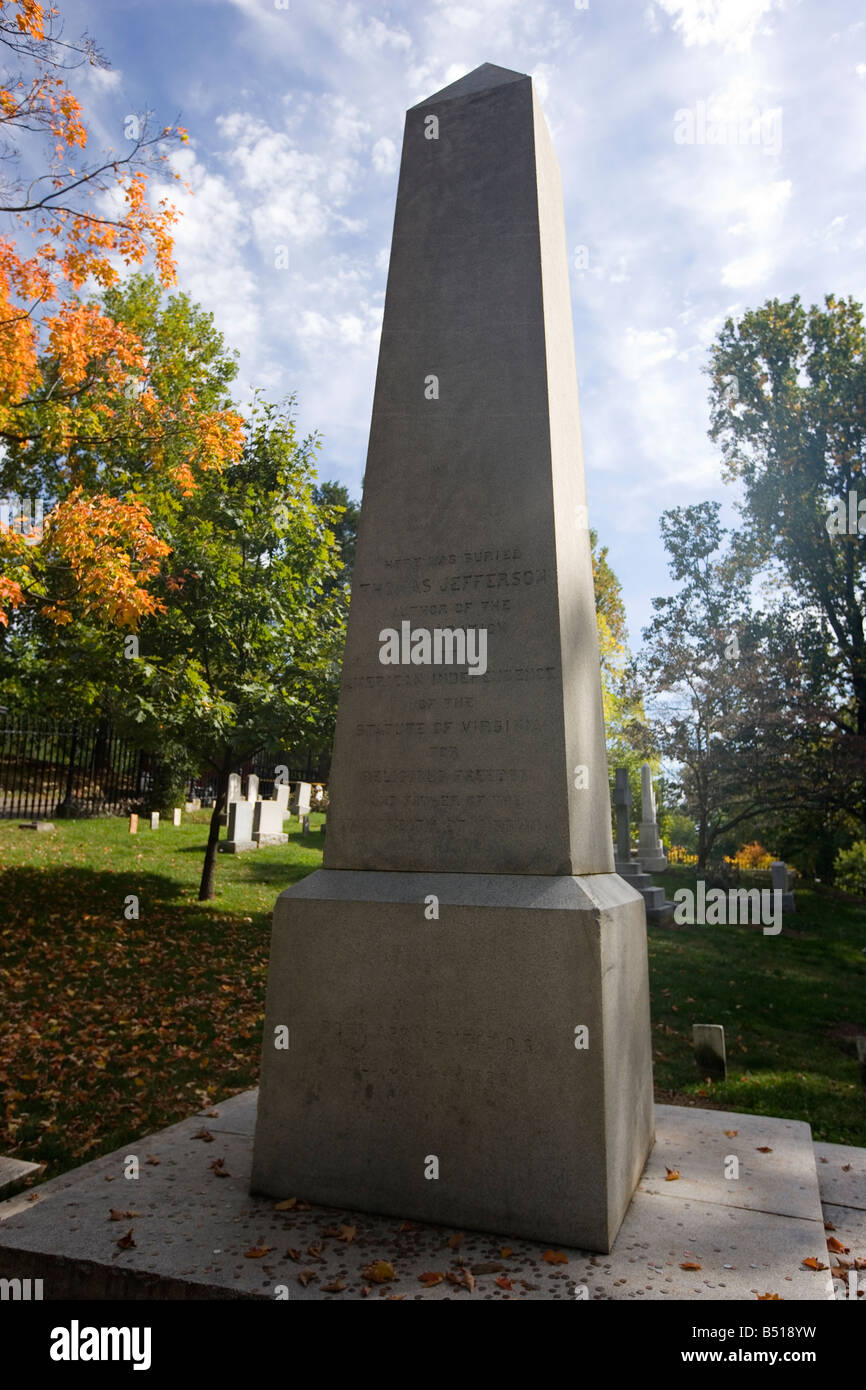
[59,0,866,646]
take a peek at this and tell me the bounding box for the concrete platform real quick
[0,1156,43,1199]
[0,1094,847,1300]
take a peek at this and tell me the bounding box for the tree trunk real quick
[198,763,230,901]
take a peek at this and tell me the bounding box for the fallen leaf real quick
[724,1130,738,1137]
[322,1278,346,1293]
[306,1242,324,1261]
[756,1292,781,1300]
[387,1295,405,1300]
[665,1167,680,1181]
[323,1225,342,1238]
[361,1285,371,1297]
[116,1229,136,1250]
[243,1245,271,1259]
[446,1232,464,1250]
[274,1198,297,1211]
[298,1269,317,1287]
[398,1221,417,1233]
[681,1261,702,1270]
[284,1248,301,1261]
[520,1280,539,1291]
[756,1146,773,1154]
[802,1257,827,1270]
[192,1127,214,1143]
[842,1164,852,1172]
[495,1275,514,1290]
[362,1260,396,1283]
[827,1236,850,1254]
[339,1225,356,1243]
[108,1209,139,1221]
[26,1192,39,1202]
[145,1156,160,1166]
[210,1158,229,1177]
[500,1246,514,1258]
[419,1271,444,1286]
[543,1250,568,1264]
[824,1220,836,1231]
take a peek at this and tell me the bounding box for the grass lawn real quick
[1,823,864,1185]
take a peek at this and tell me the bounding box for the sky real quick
[51,0,866,647]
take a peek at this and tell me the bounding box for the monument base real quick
[251,869,654,1253]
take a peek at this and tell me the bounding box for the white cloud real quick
[721,250,772,287]
[654,0,780,53]
[372,136,398,174]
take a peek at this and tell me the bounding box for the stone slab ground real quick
[0,1093,856,1301]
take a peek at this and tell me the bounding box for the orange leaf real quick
[322,1278,346,1293]
[827,1236,850,1254]
[756,1292,781,1300]
[116,1228,136,1250]
[243,1245,271,1259]
[500,1246,514,1258]
[680,1261,702,1270]
[542,1250,568,1264]
[495,1275,514,1290]
[756,1146,773,1153]
[274,1198,297,1211]
[802,1257,827,1270]
[362,1260,396,1284]
[419,1271,444,1286]
[447,1232,464,1249]
[665,1167,681,1181]
[724,1130,738,1137]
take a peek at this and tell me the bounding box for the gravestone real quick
[290,781,312,819]
[273,782,290,819]
[128,814,138,835]
[173,807,182,827]
[693,1023,726,1080]
[253,800,288,846]
[227,774,242,805]
[219,799,257,854]
[770,860,795,914]
[247,774,259,803]
[252,63,654,1253]
[150,812,159,831]
[637,762,667,873]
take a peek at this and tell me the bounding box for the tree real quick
[640,502,810,867]
[0,0,243,631]
[0,272,243,711]
[708,294,866,770]
[115,395,347,901]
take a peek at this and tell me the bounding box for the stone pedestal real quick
[252,870,653,1252]
[253,800,288,846]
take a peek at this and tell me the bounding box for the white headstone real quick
[173,807,182,827]
[150,812,160,830]
[254,799,288,845]
[247,773,259,802]
[290,781,312,817]
[274,783,290,818]
[219,799,258,853]
[227,773,242,804]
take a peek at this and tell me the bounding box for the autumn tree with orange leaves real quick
[0,0,243,630]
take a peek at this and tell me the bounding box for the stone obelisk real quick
[252,63,654,1252]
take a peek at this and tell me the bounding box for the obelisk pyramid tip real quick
[411,62,530,109]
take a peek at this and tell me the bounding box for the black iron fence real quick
[0,714,151,820]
